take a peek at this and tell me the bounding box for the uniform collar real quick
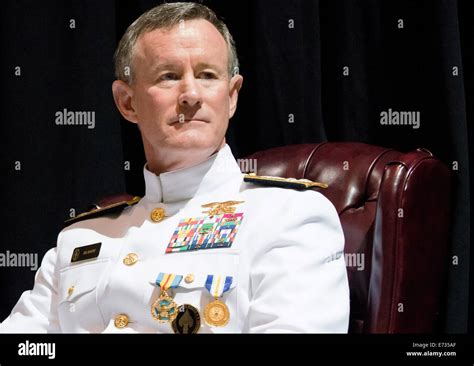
[143,144,242,203]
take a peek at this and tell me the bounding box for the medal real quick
[203,275,233,327]
[151,290,178,323]
[171,304,201,334]
[151,273,183,323]
[204,299,230,327]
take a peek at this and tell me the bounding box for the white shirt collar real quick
[143,144,242,203]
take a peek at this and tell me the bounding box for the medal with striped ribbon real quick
[151,273,183,323]
[203,275,233,327]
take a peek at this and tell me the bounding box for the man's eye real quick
[159,73,179,81]
[199,72,216,79]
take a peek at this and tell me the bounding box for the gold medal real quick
[171,304,201,334]
[204,299,230,327]
[151,290,179,323]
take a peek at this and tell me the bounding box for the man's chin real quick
[165,137,219,152]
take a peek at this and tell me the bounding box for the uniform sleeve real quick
[0,247,61,333]
[245,190,350,333]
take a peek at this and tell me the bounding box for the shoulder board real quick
[63,196,141,228]
[243,173,328,190]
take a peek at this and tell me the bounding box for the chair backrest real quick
[245,142,452,333]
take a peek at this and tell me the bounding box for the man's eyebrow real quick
[194,62,224,71]
[150,62,180,74]
[150,61,225,74]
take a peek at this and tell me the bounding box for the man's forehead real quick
[135,19,228,62]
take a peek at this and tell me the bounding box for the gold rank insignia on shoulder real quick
[63,196,141,227]
[243,173,328,190]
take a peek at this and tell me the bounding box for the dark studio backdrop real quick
[0,0,472,333]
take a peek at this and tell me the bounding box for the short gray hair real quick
[114,2,239,83]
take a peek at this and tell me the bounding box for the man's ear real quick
[112,80,138,124]
[228,74,243,119]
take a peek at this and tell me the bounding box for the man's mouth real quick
[169,118,209,125]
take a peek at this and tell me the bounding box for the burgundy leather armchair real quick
[245,142,452,333]
[96,142,452,333]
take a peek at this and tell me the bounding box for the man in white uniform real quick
[0,2,349,333]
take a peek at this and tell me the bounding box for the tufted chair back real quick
[244,142,452,333]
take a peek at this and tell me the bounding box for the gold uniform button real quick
[150,207,166,223]
[123,253,138,266]
[114,314,129,329]
[184,274,195,283]
[67,286,74,296]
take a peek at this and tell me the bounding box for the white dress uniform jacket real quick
[0,144,349,333]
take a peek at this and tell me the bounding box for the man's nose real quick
[178,76,202,107]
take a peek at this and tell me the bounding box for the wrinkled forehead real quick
[133,19,229,71]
